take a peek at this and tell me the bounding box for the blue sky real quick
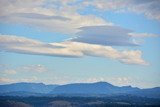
[0,0,160,88]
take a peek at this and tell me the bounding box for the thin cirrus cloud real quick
[0,35,148,65]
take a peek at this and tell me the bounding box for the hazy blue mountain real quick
[50,82,160,98]
[51,82,139,95]
[131,87,160,98]
[0,82,160,98]
[0,82,58,94]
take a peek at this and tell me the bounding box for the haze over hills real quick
[0,82,160,98]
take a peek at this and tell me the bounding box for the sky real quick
[0,0,160,88]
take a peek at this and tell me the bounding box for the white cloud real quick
[0,76,38,84]
[19,65,47,73]
[52,42,148,65]
[0,35,148,65]
[0,64,47,75]
[0,0,156,47]
[0,0,110,34]
[0,0,157,49]
[0,35,83,57]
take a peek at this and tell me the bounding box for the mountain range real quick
[0,82,160,98]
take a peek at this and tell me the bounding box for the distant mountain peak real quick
[94,81,113,85]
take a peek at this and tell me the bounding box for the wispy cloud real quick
[0,0,159,36]
[0,0,110,34]
[0,76,38,84]
[0,0,156,66]
[19,65,47,73]
[0,35,148,65]
[0,0,157,48]
[84,0,160,21]
[0,64,47,75]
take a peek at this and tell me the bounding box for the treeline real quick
[0,95,160,107]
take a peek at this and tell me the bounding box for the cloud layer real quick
[0,0,109,34]
[0,0,157,47]
[0,35,148,65]
[0,0,158,65]
[71,25,138,46]
[1,0,159,36]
